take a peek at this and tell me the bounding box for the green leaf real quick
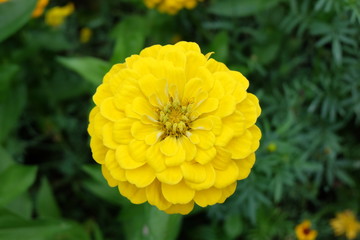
[5,193,33,219]
[81,164,128,206]
[0,84,26,143]
[208,31,229,63]
[0,164,37,207]
[0,0,37,42]
[0,210,90,240]
[208,0,284,17]
[110,16,147,64]
[332,38,342,65]
[119,204,182,240]
[57,56,111,86]
[0,147,15,174]
[36,178,61,219]
[224,214,243,239]
[0,64,19,96]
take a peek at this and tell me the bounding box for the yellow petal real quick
[176,41,201,53]
[164,201,194,215]
[191,117,213,130]
[115,145,145,170]
[215,72,236,95]
[146,144,167,172]
[179,136,197,161]
[213,95,236,118]
[195,147,216,165]
[101,165,118,187]
[131,121,159,141]
[191,130,215,149]
[235,153,255,180]
[113,118,133,144]
[208,79,224,99]
[160,48,186,68]
[205,58,229,73]
[100,97,124,121]
[183,78,202,100]
[222,110,246,136]
[132,97,158,120]
[93,112,108,139]
[160,136,179,156]
[104,150,126,181]
[212,147,232,170]
[194,188,222,207]
[185,51,207,79]
[249,125,262,151]
[230,70,249,92]
[236,95,259,128]
[180,162,207,183]
[218,182,237,203]
[126,164,156,188]
[166,66,186,100]
[208,115,222,136]
[225,129,253,159]
[162,181,195,204]
[102,122,118,149]
[140,44,162,58]
[186,131,200,144]
[129,140,148,162]
[93,83,112,106]
[156,167,183,185]
[213,161,239,188]
[146,180,171,210]
[90,136,107,164]
[247,93,261,117]
[215,125,234,146]
[164,140,186,166]
[194,97,219,115]
[139,74,161,99]
[145,131,163,145]
[186,164,216,190]
[118,181,147,204]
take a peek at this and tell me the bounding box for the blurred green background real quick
[0,0,360,239]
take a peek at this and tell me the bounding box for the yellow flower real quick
[45,2,74,27]
[330,210,360,240]
[32,0,49,18]
[295,220,318,240]
[144,0,203,15]
[88,41,261,214]
[80,27,92,44]
[0,0,9,3]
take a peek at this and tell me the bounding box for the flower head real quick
[45,2,74,27]
[330,210,360,240]
[295,220,318,240]
[80,27,92,44]
[32,0,49,18]
[144,0,203,15]
[88,41,261,214]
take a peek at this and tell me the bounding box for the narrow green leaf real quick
[57,56,111,86]
[0,146,15,174]
[0,84,26,143]
[0,64,19,96]
[0,164,37,207]
[0,0,37,42]
[36,178,61,219]
[332,39,342,65]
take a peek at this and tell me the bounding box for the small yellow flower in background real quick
[32,0,49,18]
[45,2,74,27]
[330,210,360,240]
[80,27,92,44]
[0,0,9,3]
[266,142,277,152]
[295,220,318,240]
[88,41,261,215]
[144,0,203,15]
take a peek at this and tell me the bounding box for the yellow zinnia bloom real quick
[88,41,261,214]
[32,0,49,18]
[80,27,92,43]
[45,2,74,27]
[295,220,318,240]
[330,210,360,240]
[144,0,203,15]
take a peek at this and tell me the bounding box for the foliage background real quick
[0,0,359,239]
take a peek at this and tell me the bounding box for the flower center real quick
[303,228,311,235]
[158,97,192,138]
